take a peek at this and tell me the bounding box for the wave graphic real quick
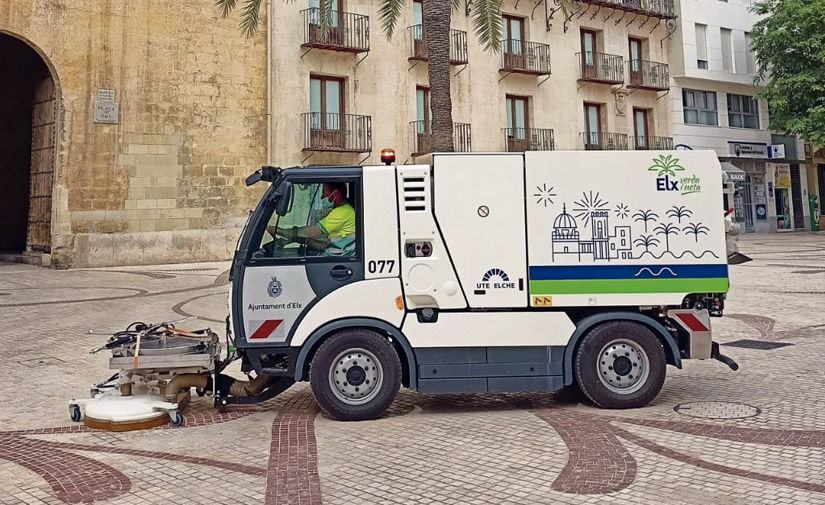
[634,267,677,278]
[638,250,721,260]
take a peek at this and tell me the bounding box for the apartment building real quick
[669,0,812,233]
[269,0,677,168]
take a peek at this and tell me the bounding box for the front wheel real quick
[310,329,401,421]
[574,321,666,409]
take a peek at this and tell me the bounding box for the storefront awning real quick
[720,162,746,182]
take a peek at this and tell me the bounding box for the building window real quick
[310,75,343,128]
[745,32,757,74]
[695,23,708,69]
[721,28,733,72]
[503,15,525,55]
[506,95,529,138]
[683,89,718,126]
[728,94,760,129]
[584,103,602,147]
[633,108,650,148]
[416,86,430,132]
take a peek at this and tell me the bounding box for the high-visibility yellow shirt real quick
[318,203,356,256]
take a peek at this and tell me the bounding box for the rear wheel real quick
[574,321,666,409]
[309,329,401,421]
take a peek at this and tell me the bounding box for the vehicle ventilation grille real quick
[402,176,427,212]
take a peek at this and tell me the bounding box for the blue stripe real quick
[529,264,728,280]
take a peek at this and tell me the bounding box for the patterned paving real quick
[0,234,824,504]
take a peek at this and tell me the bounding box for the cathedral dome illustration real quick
[554,204,578,230]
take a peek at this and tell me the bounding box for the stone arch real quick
[0,30,61,261]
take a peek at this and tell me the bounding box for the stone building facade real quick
[270,0,675,166]
[0,0,267,268]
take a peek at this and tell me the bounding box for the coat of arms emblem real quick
[267,276,283,298]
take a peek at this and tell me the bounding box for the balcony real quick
[576,0,676,19]
[581,132,629,150]
[302,113,372,153]
[633,136,674,150]
[407,26,469,65]
[301,9,370,53]
[503,128,555,152]
[628,60,669,91]
[410,121,472,156]
[500,40,552,76]
[578,52,624,85]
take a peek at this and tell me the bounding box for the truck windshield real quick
[257,182,335,258]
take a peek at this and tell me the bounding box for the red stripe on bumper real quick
[250,320,284,339]
[676,313,708,332]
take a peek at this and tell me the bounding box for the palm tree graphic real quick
[633,209,659,233]
[648,155,686,177]
[633,235,660,253]
[683,222,710,242]
[666,206,694,224]
[654,223,679,252]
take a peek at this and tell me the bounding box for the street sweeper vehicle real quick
[71,150,739,426]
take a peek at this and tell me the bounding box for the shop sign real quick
[773,164,791,187]
[729,142,768,158]
[768,144,786,159]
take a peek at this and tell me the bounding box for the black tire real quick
[170,410,184,427]
[69,405,82,423]
[573,321,666,409]
[309,329,401,421]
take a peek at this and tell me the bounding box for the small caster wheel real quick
[195,387,206,397]
[69,404,82,423]
[169,410,184,427]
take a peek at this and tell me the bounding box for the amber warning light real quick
[381,148,396,165]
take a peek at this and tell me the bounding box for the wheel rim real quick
[328,348,383,405]
[596,338,650,395]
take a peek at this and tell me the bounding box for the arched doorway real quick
[0,33,57,256]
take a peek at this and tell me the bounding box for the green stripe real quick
[530,278,730,295]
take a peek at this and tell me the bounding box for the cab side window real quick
[256,181,358,259]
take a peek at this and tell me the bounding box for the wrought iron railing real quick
[301,9,370,53]
[407,25,469,65]
[303,113,372,153]
[581,132,629,151]
[628,60,669,91]
[633,136,674,150]
[503,128,555,152]
[578,52,624,84]
[410,121,472,155]
[500,40,552,75]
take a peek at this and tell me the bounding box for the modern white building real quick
[669,0,810,233]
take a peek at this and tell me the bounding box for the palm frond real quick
[378,0,407,39]
[239,0,264,37]
[215,0,238,18]
[472,0,504,52]
[451,0,462,13]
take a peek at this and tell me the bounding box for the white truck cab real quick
[226,151,737,420]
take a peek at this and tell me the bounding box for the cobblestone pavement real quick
[1,233,824,504]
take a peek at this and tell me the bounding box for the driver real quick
[270,182,356,256]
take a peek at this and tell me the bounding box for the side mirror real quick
[275,181,293,217]
[245,171,262,187]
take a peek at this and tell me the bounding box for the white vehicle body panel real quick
[363,166,401,279]
[433,153,528,308]
[396,165,467,310]
[525,150,728,307]
[241,265,316,343]
[402,312,576,348]
[290,278,405,347]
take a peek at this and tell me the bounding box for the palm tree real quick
[214,0,569,152]
[666,205,693,224]
[633,234,660,253]
[632,209,659,233]
[653,223,679,252]
[683,222,710,242]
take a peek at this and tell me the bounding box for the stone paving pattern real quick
[0,234,824,504]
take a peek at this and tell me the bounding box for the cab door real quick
[231,169,364,348]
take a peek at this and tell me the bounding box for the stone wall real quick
[0,0,267,267]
